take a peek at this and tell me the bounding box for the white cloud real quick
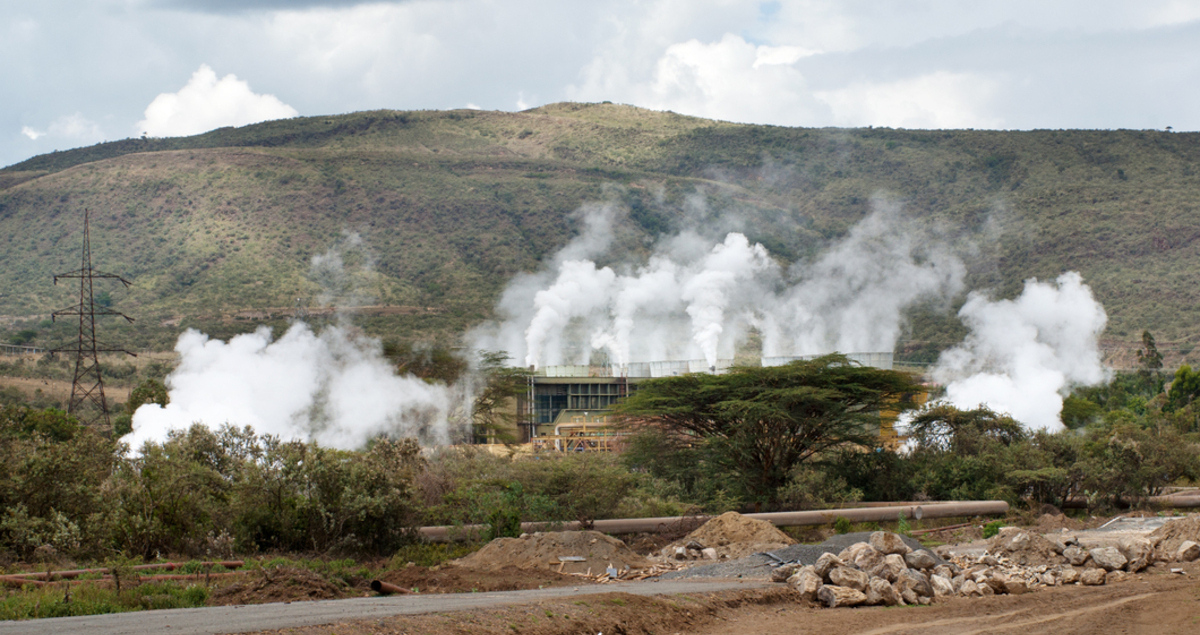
[19,113,105,145]
[815,71,1003,129]
[572,33,828,126]
[136,64,298,137]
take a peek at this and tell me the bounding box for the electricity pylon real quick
[51,209,135,430]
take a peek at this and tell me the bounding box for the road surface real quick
[0,578,768,635]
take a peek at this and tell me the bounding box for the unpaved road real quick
[690,574,1200,635]
[0,579,767,635]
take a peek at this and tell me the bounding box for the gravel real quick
[658,532,939,580]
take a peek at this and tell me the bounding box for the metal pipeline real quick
[370,579,408,595]
[417,500,1009,542]
[1062,494,1200,509]
[10,560,245,582]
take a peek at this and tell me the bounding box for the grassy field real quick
[1,103,1197,361]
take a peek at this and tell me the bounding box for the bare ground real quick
[239,564,1200,635]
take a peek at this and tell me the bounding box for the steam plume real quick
[127,325,452,450]
[931,271,1110,430]
[127,235,454,451]
[472,197,965,368]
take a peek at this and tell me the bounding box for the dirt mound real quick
[208,567,346,606]
[667,511,796,560]
[453,531,650,575]
[1149,514,1200,558]
[987,528,1064,566]
[1031,512,1087,533]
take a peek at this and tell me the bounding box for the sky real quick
[4,0,1200,169]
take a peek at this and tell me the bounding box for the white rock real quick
[791,569,823,601]
[818,585,867,608]
[1063,545,1090,566]
[1119,537,1153,573]
[829,566,870,592]
[870,531,912,556]
[814,553,846,581]
[1089,547,1127,572]
[930,574,955,597]
[1080,568,1107,586]
[865,577,903,606]
[905,549,938,570]
[1177,541,1200,562]
[871,553,907,582]
[959,579,983,597]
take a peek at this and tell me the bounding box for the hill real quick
[1,103,1197,365]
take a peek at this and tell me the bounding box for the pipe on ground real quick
[1063,494,1200,509]
[11,560,245,581]
[417,500,1009,542]
[370,579,408,595]
[0,575,45,589]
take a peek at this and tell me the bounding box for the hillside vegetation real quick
[1,103,1197,362]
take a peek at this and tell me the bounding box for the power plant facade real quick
[498,352,900,453]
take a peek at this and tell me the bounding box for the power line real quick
[51,209,135,430]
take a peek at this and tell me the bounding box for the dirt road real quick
[4,566,1199,635]
[246,571,1200,635]
[0,579,767,635]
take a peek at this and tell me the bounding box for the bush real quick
[983,520,1004,539]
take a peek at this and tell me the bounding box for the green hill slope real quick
[1,103,1197,363]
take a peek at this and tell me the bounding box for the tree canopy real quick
[615,354,920,504]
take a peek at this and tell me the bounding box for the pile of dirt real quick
[377,564,576,593]
[665,511,796,560]
[453,531,650,575]
[208,567,347,606]
[1031,512,1088,533]
[1148,514,1200,558]
[987,528,1064,566]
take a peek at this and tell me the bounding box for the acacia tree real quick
[615,354,920,505]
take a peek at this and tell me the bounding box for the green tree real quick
[469,351,530,444]
[904,405,1028,502]
[1137,330,1165,394]
[614,354,920,506]
[1167,365,1200,413]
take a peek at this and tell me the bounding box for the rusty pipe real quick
[417,500,1009,542]
[370,579,408,595]
[1062,494,1200,509]
[0,575,45,589]
[11,560,245,581]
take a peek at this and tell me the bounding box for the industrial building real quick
[499,352,902,453]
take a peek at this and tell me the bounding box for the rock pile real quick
[662,511,795,561]
[992,526,1169,574]
[772,531,946,607]
[771,528,1177,608]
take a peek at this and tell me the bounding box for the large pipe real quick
[0,575,45,589]
[418,501,1009,542]
[1063,494,1200,509]
[10,560,245,581]
[370,580,408,595]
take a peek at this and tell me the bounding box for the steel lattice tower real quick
[52,210,135,429]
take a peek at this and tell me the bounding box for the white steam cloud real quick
[472,198,965,369]
[137,64,298,138]
[931,271,1110,431]
[127,324,452,450]
[127,235,455,451]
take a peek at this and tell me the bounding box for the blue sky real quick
[4,0,1200,168]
